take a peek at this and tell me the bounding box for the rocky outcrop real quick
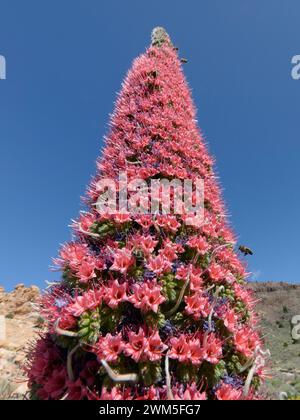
[0,285,41,400]
[0,284,40,317]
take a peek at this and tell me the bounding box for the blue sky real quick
[0,0,299,290]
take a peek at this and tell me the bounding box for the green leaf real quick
[139,362,162,386]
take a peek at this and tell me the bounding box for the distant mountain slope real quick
[250,282,300,399]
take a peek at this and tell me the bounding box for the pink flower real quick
[95,257,106,271]
[141,235,159,254]
[147,255,172,276]
[188,338,203,365]
[136,386,160,400]
[124,328,147,362]
[169,333,221,365]
[96,333,124,362]
[176,265,203,290]
[66,299,85,318]
[104,280,127,309]
[100,387,126,400]
[234,284,255,309]
[57,243,88,270]
[155,215,180,233]
[216,383,242,400]
[110,248,134,274]
[113,213,131,224]
[129,281,165,313]
[175,264,190,281]
[209,263,226,282]
[159,243,178,261]
[132,235,158,256]
[223,307,238,333]
[169,335,190,363]
[234,327,261,358]
[58,311,77,330]
[202,224,217,238]
[216,248,237,265]
[162,238,185,256]
[184,293,210,319]
[67,289,103,317]
[167,216,181,233]
[144,331,168,361]
[173,383,206,400]
[76,256,96,283]
[202,333,223,365]
[187,236,210,255]
[135,215,153,229]
[78,212,96,232]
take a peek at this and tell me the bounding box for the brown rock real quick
[0,284,41,399]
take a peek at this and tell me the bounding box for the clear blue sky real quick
[0,0,299,290]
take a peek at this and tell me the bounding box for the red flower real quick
[110,248,134,274]
[216,383,242,400]
[76,256,96,283]
[129,281,165,313]
[145,331,168,361]
[169,335,190,363]
[67,289,102,317]
[222,307,238,333]
[124,328,147,362]
[184,292,210,319]
[187,235,210,255]
[43,368,67,400]
[66,379,88,400]
[234,326,261,358]
[147,255,172,276]
[96,333,124,362]
[209,263,226,282]
[173,383,207,400]
[202,333,223,365]
[57,243,88,270]
[104,280,128,309]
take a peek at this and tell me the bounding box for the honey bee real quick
[239,245,253,256]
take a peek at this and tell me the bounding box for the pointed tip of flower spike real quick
[151,27,172,47]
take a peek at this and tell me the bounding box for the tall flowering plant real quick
[26,28,267,400]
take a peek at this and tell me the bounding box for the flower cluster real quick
[27,28,264,400]
[96,328,168,363]
[169,333,223,365]
[129,281,165,313]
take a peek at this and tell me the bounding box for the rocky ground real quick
[0,282,299,400]
[0,284,41,400]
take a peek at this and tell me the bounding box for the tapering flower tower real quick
[27,28,267,400]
